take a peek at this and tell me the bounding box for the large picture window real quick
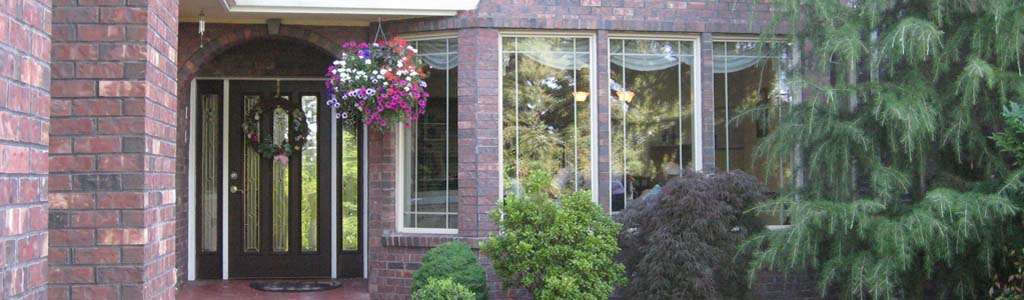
[609,38,697,212]
[400,37,458,232]
[501,36,593,196]
[713,41,792,223]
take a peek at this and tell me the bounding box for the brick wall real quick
[167,2,816,300]
[48,0,178,299]
[0,0,51,299]
[366,1,811,299]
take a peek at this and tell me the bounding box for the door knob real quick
[230,185,245,194]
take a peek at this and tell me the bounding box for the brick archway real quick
[178,25,345,84]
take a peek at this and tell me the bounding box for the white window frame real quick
[605,33,703,213]
[497,31,600,204]
[395,34,460,235]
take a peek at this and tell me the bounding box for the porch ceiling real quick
[180,0,479,26]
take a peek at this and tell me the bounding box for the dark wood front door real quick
[227,80,331,278]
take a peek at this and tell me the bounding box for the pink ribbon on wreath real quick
[273,153,289,165]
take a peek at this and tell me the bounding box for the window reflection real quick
[712,41,792,224]
[501,36,592,195]
[403,38,459,230]
[609,39,695,212]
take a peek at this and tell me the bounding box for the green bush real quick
[412,278,476,300]
[616,169,768,300]
[481,171,625,300]
[412,241,488,300]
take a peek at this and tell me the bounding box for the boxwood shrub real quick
[411,241,488,300]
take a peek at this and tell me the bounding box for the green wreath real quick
[240,97,310,160]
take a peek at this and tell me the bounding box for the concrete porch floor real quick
[176,278,370,300]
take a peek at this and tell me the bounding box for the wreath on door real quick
[240,96,310,164]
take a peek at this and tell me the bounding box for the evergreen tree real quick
[743,0,1024,299]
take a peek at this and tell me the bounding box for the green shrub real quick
[992,248,1024,300]
[616,169,768,300]
[744,189,1018,299]
[412,241,488,300]
[412,278,476,300]
[481,171,625,300]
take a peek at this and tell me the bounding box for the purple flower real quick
[340,112,348,119]
[419,81,427,88]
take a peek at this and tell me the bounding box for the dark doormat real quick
[249,281,343,292]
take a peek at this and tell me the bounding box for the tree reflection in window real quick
[609,39,695,212]
[501,36,592,196]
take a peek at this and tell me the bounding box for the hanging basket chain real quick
[372,16,387,43]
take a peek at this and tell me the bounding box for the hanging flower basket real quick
[325,37,429,129]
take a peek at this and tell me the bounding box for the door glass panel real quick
[272,107,290,252]
[301,95,318,252]
[243,95,261,252]
[341,123,359,251]
[200,95,220,252]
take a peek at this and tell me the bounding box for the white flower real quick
[397,62,403,68]
[405,76,412,81]
[365,59,372,64]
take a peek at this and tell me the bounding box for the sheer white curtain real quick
[415,39,457,70]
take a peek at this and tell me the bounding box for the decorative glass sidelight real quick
[272,107,290,252]
[340,122,360,251]
[300,95,318,252]
[243,95,261,252]
[200,95,220,252]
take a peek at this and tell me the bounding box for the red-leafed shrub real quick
[615,169,768,300]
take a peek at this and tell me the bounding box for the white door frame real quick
[186,77,368,280]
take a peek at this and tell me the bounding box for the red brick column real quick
[0,0,51,299]
[49,0,178,299]
[456,28,500,240]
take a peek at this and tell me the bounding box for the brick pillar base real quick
[49,0,178,299]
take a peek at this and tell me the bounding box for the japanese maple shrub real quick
[616,169,769,300]
[481,171,625,300]
[411,241,488,300]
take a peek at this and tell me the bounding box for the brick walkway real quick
[176,278,369,300]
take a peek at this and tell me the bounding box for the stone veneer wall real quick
[48,0,179,299]
[0,0,51,299]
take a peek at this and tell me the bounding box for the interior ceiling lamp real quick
[616,90,635,103]
[198,9,206,48]
[572,91,590,102]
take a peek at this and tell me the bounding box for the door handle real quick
[230,185,245,194]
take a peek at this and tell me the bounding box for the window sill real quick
[381,232,487,249]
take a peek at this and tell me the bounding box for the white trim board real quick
[187,79,198,281]
[217,0,478,16]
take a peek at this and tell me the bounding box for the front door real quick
[227,80,331,278]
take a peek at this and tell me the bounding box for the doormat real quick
[249,281,343,293]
